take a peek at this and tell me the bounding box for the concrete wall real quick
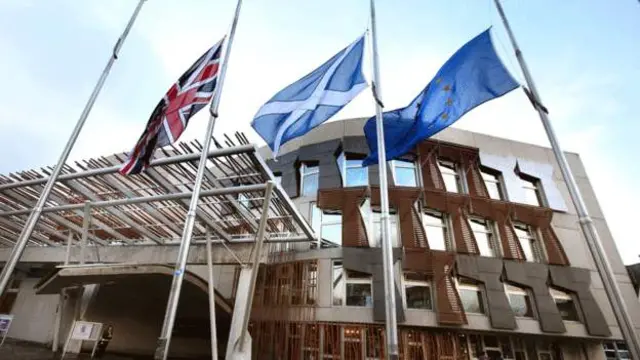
[7,277,58,344]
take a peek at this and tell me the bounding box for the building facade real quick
[1,118,639,359]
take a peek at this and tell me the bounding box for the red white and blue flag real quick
[120,38,225,175]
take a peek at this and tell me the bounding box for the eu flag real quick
[363,28,519,166]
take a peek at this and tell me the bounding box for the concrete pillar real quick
[225,267,253,360]
[582,341,606,360]
[78,284,99,320]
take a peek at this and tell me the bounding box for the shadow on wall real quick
[65,272,231,359]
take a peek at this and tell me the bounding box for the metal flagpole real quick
[153,1,243,359]
[0,0,146,297]
[205,229,219,360]
[369,1,399,359]
[493,1,640,358]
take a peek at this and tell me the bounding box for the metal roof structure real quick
[0,133,315,248]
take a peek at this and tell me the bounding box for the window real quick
[481,168,504,200]
[518,172,545,207]
[337,152,368,187]
[404,272,432,310]
[274,174,282,185]
[361,199,399,247]
[302,324,320,359]
[468,218,495,257]
[423,210,450,251]
[604,341,630,360]
[300,163,319,197]
[238,193,250,208]
[457,278,485,314]
[343,326,363,359]
[550,288,579,321]
[366,328,385,359]
[536,341,562,360]
[438,159,462,193]
[513,223,541,263]
[505,284,534,318]
[467,335,529,360]
[392,160,418,187]
[311,204,342,247]
[333,261,373,307]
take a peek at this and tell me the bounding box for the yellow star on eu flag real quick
[443,84,451,91]
[441,113,449,120]
[445,97,453,106]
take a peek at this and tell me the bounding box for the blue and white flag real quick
[252,35,367,157]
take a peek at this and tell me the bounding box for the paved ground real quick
[0,339,144,360]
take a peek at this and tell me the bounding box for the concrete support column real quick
[582,341,606,360]
[225,267,253,360]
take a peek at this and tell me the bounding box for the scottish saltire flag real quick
[363,29,519,165]
[120,38,225,175]
[252,35,367,157]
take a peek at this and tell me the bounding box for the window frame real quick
[311,203,342,247]
[604,341,630,360]
[468,217,496,257]
[273,173,283,185]
[465,335,529,360]
[505,284,535,318]
[332,261,373,308]
[391,159,419,187]
[456,278,485,315]
[480,166,505,200]
[300,162,320,197]
[361,199,400,248]
[337,152,368,187]
[402,272,433,310]
[517,171,546,207]
[423,209,451,251]
[513,222,542,263]
[550,287,581,322]
[438,158,463,193]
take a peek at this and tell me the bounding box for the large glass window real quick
[392,160,418,187]
[311,204,342,247]
[604,341,630,360]
[481,168,504,200]
[513,223,541,263]
[337,152,368,187]
[550,288,580,321]
[361,199,399,247]
[423,210,450,251]
[467,335,528,360]
[438,159,462,193]
[468,218,496,257]
[536,341,563,360]
[505,284,534,318]
[518,172,545,207]
[457,279,485,314]
[300,163,319,197]
[404,272,432,310]
[332,261,373,307]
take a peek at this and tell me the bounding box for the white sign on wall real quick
[62,320,103,359]
[0,314,13,347]
[71,321,95,341]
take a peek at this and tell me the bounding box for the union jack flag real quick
[120,38,225,175]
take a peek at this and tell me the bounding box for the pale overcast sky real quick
[0,0,639,263]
